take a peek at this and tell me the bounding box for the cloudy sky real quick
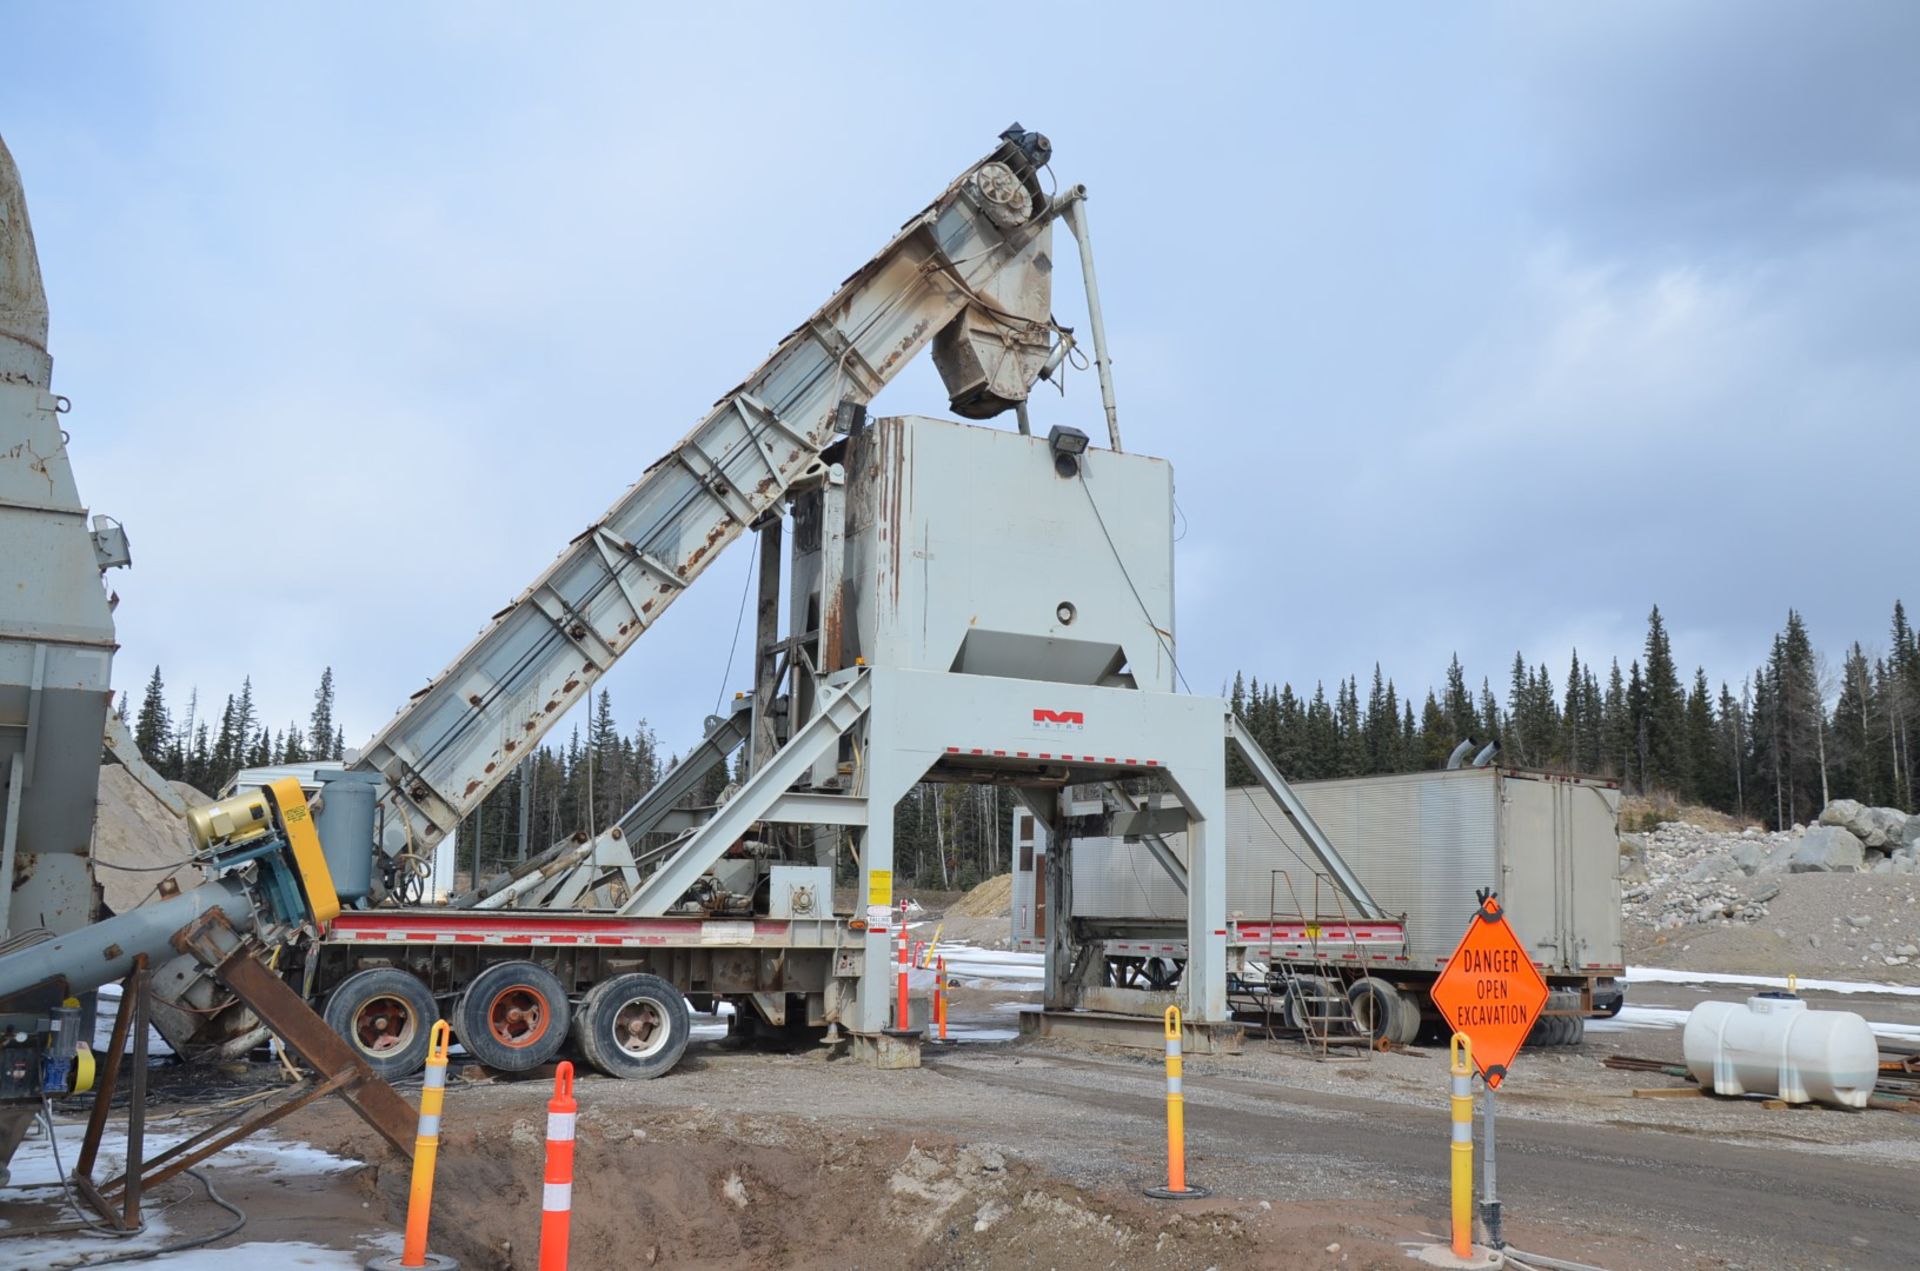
[5,3,1915,761]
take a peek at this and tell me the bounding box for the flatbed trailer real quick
[310,907,863,1079]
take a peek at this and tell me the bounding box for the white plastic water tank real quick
[1682,992,1879,1109]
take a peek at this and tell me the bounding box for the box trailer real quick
[1014,766,1624,1043]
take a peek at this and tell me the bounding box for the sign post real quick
[1420,893,1546,1265]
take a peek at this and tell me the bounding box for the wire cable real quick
[713,534,759,718]
[40,1100,145,1240]
[66,1169,248,1267]
[1074,468,1192,694]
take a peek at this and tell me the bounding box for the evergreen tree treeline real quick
[119,599,1918,881]
[1229,601,1920,830]
[121,672,1011,891]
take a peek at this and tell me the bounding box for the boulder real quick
[1819,799,1865,829]
[1904,815,1920,848]
[1685,852,1741,883]
[1789,825,1866,873]
[1759,838,1800,875]
[1730,841,1767,876]
[1820,799,1910,848]
[1861,807,1909,848]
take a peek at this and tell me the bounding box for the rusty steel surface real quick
[352,131,1063,862]
[177,910,417,1159]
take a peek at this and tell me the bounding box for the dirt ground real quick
[265,995,1917,1271]
[13,974,1919,1271]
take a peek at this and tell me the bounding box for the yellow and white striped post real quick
[369,1020,459,1270]
[1144,1005,1209,1199]
[1449,1031,1475,1259]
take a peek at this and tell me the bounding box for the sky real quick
[4,3,1916,763]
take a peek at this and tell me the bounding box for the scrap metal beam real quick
[172,910,416,1158]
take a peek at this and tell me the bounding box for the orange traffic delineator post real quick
[935,956,948,1041]
[367,1021,459,1270]
[538,1062,576,1271]
[1144,1006,1208,1199]
[895,900,911,1029]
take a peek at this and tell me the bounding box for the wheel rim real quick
[352,994,418,1056]
[611,996,670,1060]
[487,985,551,1048]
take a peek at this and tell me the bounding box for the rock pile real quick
[1623,799,1918,932]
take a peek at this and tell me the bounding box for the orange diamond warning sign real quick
[1429,896,1548,1089]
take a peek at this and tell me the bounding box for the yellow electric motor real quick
[185,789,274,851]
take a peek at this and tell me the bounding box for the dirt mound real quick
[947,872,1013,918]
[338,1103,1271,1271]
[1621,793,1758,834]
[92,764,210,914]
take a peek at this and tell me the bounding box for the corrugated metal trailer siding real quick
[1064,768,1621,975]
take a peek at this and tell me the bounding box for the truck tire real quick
[572,973,690,1080]
[324,968,440,1080]
[1346,977,1402,1043]
[454,961,571,1073]
[1390,986,1423,1045]
[1284,975,1340,1034]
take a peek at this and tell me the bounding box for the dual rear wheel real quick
[322,963,691,1081]
[1345,976,1422,1046]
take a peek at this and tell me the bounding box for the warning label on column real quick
[868,869,893,908]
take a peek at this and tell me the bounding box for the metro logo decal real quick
[1032,708,1086,732]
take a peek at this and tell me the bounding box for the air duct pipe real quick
[1471,740,1501,768]
[0,878,255,1007]
[1444,738,1477,770]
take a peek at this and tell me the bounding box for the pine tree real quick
[1443,655,1474,744]
[1716,681,1748,817]
[1832,643,1877,805]
[1303,683,1338,779]
[187,721,212,793]
[1683,669,1716,805]
[1890,601,1918,806]
[1477,679,1502,747]
[134,667,171,761]
[1642,606,1687,793]
[209,696,239,790]
[1420,692,1452,768]
[310,668,338,764]
[1626,660,1647,793]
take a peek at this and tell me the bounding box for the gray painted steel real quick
[352,135,1063,866]
[0,132,126,941]
[0,877,256,1003]
[1056,767,1623,976]
[312,770,379,903]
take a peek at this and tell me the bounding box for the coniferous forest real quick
[117,601,1918,890]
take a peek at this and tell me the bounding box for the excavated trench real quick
[347,1107,1273,1271]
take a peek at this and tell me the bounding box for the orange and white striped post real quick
[895,900,910,1029]
[1144,1005,1208,1199]
[368,1022,457,1270]
[935,956,948,1041]
[538,1062,576,1271]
